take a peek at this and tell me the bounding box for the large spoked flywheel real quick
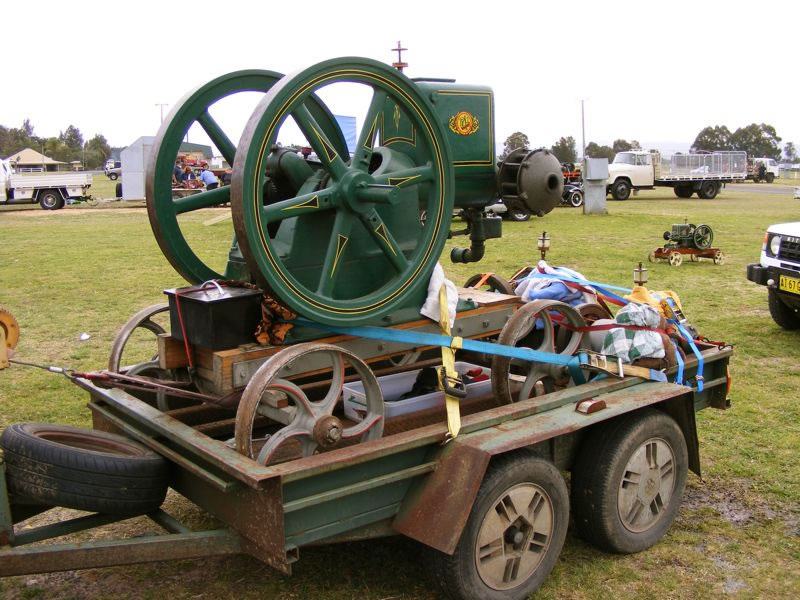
[232,57,455,326]
[146,70,349,284]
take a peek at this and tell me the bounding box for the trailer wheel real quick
[611,180,631,201]
[768,289,800,330]
[697,181,719,199]
[571,409,688,554]
[673,186,693,198]
[38,189,64,210]
[0,423,168,515]
[425,454,569,600]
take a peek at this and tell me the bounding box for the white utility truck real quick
[0,159,92,210]
[606,150,747,200]
[746,157,780,183]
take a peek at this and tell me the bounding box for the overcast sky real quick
[5,0,798,158]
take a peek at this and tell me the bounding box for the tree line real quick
[501,123,796,164]
[0,119,113,169]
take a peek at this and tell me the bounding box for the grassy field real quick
[0,188,798,598]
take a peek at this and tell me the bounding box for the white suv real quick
[746,221,800,329]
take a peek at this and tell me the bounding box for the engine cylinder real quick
[497,148,563,217]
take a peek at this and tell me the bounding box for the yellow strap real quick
[437,284,461,439]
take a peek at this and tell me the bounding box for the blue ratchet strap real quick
[664,299,703,391]
[522,273,632,306]
[671,339,685,386]
[293,318,587,382]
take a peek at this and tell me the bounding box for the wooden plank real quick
[158,334,190,369]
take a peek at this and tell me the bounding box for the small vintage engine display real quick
[649,220,725,266]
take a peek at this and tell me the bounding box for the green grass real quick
[0,189,798,598]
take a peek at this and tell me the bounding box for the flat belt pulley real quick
[146,69,349,284]
[231,57,455,326]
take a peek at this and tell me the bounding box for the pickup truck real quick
[1,159,92,210]
[606,150,747,200]
[746,221,800,329]
[746,157,780,183]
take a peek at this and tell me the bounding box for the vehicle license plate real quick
[779,274,800,295]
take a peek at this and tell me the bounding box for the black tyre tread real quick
[0,423,168,514]
[2,447,166,491]
[570,409,688,554]
[425,453,569,600]
[768,289,800,330]
[612,180,630,201]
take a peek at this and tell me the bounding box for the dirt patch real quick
[683,477,799,534]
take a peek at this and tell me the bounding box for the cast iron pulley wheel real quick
[668,252,683,267]
[693,224,713,249]
[768,289,800,330]
[673,186,693,198]
[463,273,514,295]
[424,454,569,600]
[235,343,384,465]
[491,300,587,404]
[570,409,689,553]
[39,189,64,210]
[0,423,168,515]
[713,250,726,265]
[697,181,719,199]
[575,301,612,325]
[231,57,454,326]
[568,189,584,207]
[146,69,348,284]
[611,180,631,201]
[108,303,189,411]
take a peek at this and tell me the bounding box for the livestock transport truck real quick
[606,150,747,200]
[0,159,92,209]
[0,56,733,600]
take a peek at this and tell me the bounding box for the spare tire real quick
[0,423,168,515]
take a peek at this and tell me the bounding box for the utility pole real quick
[581,99,586,160]
[155,103,168,123]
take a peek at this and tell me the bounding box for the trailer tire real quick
[674,186,694,198]
[697,181,719,199]
[768,289,800,330]
[570,409,688,554]
[0,423,168,515]
[765,173,775,183]
[424,454,569,600]
[38,189,64,210]
[611,180,631,201]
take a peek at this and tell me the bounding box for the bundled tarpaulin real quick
[600,303,667,363]
[513,260,598,306]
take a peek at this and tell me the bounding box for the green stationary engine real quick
[146,57,562,326]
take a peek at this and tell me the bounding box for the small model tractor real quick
[649,220,725,266]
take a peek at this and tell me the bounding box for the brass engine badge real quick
[448,111,480,136]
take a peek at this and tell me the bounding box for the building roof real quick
[3,147,65,165]
[178,142,212,158]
